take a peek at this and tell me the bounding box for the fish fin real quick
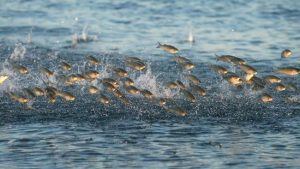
[156,42,161,48]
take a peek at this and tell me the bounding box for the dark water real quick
[0,0,300,168]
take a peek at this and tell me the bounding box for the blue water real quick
[0,0,300,168]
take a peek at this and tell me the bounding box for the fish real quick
[276,67,300,76]
[140,89,154,99]
[263,75,281,84]
[125,60,146,71]
[84,70,100,80]
[101,78,119,88]
[88,86,98,94]
[33,87,45,96]
[40,67,54,77]
[122,77,134,86]
[167,106,187,116]
[0,75,9,85]
[191,85,206,96]
[165,81,179,89]
[181,89,196,102]
[176,80,186,89]
[173,56,192,64]
[182,61,195,70]
[184,74,201,85]
[281,49,292,58]
[13,64,28,74]
[113,68,128,78]
[157,42,179,54]
[57,91,75,101]
[209,64,228,75]
[124,85,140,95]
[223,73,243,86]
[99,94,110,104]
[275,83,286,92]
[125,57,142,63]
[102,82,117,92]
[9,92,29,104]
[86,55,100,65]
[61,62,72,71]
[216,55,246,65]
[261,93,273,103]
[238,64,257,75]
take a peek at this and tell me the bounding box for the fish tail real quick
[156,42,161,48]
[214,53,220,61]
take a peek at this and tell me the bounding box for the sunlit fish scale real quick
[176,80,186,89]
[88,86,98,95]
[191,85,206,96]
[184,74,201,85]
[23,88,36,98]
[208,64,228,75]
[165,81,179,89]
[281,49,292,58]
[33,87,45,96]
[57,91,75,101]
[125,85,140,95]
[263,75,281,84]
[261,93,273,103]
[157,42,179,54]
[84,70,100,80]
[173,56,192,64]
[181,89,196,103]
[140,89,154,100]
[238,64,257,75]
[0,75,9,85]
[167,106,187,117]
[113,68,128,78]
[9,92,29,104]
[276,67,300,76]
[61,62,72,71]
[86,55,100,65]
[286,83,297,92]
[99,94,110,104]
[102,82,117,92]
[275,83,286,92]
[12,64,28,74]
[125,60,146,71]
[101,78,119,88]
[122,77,134,86]
[40,67,54,77]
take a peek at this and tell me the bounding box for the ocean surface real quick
[0,0,300,168]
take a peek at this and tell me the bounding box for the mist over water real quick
[0,0,300,168]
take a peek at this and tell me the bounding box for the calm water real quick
[0,0,300,168]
